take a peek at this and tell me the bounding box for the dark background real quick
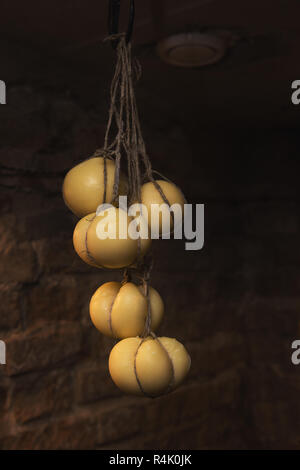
[0,0,300,450]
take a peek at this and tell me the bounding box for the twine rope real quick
[99,34,173,340]
[100,34,175,207]
[97,35,177,397]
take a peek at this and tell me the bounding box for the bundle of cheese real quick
[62,36,191,400]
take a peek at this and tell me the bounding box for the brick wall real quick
[0,40,300,449]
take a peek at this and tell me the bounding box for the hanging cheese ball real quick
[62,157,128,217]
[141,180,185,236]
[87,206,151,269]
[73,206,151,269]
[89,281,164,338]
[109,336,191,396]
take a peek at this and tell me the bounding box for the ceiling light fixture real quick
[156,31,235,68]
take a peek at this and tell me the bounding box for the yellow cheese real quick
[141,180,185,235]
[109,336,191,396]
[159,337,191,388]
[89,281,120,337]
[135,337,172,396]
[72,212,98,267]
[86,207,151,269]
[89,281,164,338]
[109,337,143,395]
[63,157,127,217]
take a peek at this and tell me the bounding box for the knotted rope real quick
[94,34,175,344]
[96,34,173,208]
[90,35,178,397]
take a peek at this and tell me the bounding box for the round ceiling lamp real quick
[156,31,232,68]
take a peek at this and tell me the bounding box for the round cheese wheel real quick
[109,336,191,396]
[141,180,185,236]
[86,206,151,269]
[63,157,127,217]
[89,281,164,338]
[72,207,151,269]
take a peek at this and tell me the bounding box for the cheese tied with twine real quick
[63,33,191,398]
[89,281,164,338]
[141,180,186,236]
[72,213,99,267]
[63,156,128,218]
[73,207,151,269]
[109,336,191,397]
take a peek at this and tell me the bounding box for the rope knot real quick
[103,32,126,44]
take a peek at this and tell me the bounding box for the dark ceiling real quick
[1,0,300,128]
